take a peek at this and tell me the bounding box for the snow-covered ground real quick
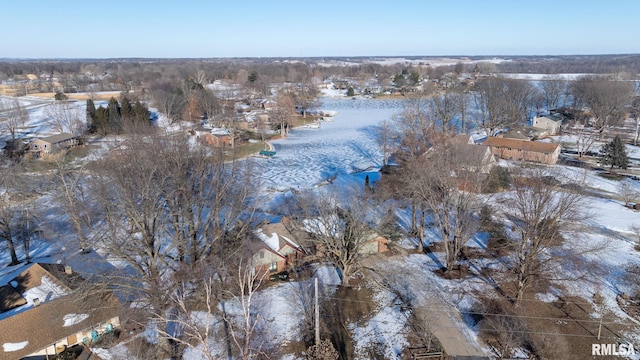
[3,87,640,358]
[256,97,403,199]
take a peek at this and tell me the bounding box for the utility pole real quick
[315,277,319,345]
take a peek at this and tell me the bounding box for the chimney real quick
[64,265,72,275]
[33,298,40,307]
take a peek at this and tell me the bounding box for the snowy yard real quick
[3,90,640,359]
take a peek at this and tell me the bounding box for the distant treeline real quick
[495,54,640,74]
[1,54,639,79]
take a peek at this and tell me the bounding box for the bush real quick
[482,166,511,193]
[54,92,68,100]
[346,86,355,97]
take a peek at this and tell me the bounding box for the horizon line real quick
[2,53,640,62]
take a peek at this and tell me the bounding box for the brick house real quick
[253,222,306,275]
[484,137,561,165]
[358,233,390,254]
[0,263,121,360]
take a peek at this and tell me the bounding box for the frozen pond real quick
[256,97,405,193]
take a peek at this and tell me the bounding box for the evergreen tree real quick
[120,96,134,122]
[107,97,122,134]
[600,135,629,169]
[86,99,96,124]
[393,74,406,87]
[347,86,355,97]
[133,101,150,124]
[409,71,420,85]
[91,106,109,135]
[248,71,259,83]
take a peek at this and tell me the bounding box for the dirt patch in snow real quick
[474,290,638,359]
[322,285,376,359]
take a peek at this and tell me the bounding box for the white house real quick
[531,114,564,135]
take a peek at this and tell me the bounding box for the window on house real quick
[270,262,277,272]
[259,251,264,259]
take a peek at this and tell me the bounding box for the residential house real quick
[334,80,350,90]
[484,137,561,165]
[442,134,497,174]
[358,233,390,254]
[458,144,496,174]
[191,126,233,147]
[30,133,78,156]
[531,114,564,135]
[0,263,121,360]
[254,221,306,275]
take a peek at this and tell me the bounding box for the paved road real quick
[362,254,490,359]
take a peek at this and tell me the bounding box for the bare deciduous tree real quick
[473,77,538,137]
[290,83,320,118]
[88,133,257,356]
[221,260,268,360]
[540,75,568,112]
[503,169,595,302]
[408,140,484,271]
[163,138,256,263]
[156,266,222,360]
[618,182,639,208]
[0,194,20,265]
[150,83,186,124]
[392,97,433,162]
[453,90,471,133]
[294,189,386,286]
[44,102,84,134]
[0,165,33,265]
[428,89,460,134]
[631,95,640,146]
[1,99,28,140]
[375,119,398,167]
[570,75,635,139]
[270,93,295,137]
[478,298,526,358]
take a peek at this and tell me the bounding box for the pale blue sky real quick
[1,0,638,58]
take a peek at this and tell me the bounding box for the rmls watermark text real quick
[592,343,636,357]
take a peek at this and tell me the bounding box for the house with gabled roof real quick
[0,263,121,360]
[254,221,306,275]
[30,133,78,156]
[531,114,565,135]
[434,134,496,174]
[484,137,561,165]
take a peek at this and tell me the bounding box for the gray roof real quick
[38,133,76,144]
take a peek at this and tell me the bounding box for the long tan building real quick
[484,137,561,165]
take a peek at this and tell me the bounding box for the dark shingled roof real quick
[0,285,25,313]
[0,264,121,360]
[38,133,76,144]
[0,293,121,360]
